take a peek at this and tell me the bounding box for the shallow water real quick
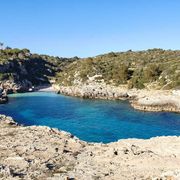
[0,92,180,143]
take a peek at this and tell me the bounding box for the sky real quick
[1,0,180,57]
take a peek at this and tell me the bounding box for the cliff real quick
[0,48,77,92]
[0,48,76,102]
[54,83,180,113]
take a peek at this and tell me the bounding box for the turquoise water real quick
[0,92,180,143]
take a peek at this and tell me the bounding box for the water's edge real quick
[0,91,179,143]
[54,84,180,113]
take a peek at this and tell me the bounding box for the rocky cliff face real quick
[54,83,180,113]
[131,90,180,112]
[0,48,76,102]
[55,83,129,100]
[0,58,56,93]
[0,88,8,104]
[0,57,55,103]
[0,115,180,180]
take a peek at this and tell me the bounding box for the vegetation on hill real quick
[56,49,180,90]
[0,47,76,91]
[0,45,179,90]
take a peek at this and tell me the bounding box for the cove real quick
[0,92,180,143]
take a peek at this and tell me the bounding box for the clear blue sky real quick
[1,0,180,57]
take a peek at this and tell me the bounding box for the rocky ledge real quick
[0,88,8,104]
[131,90,180,113]
[0,115,180,180]
[54,84,180,113]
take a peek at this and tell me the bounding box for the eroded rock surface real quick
[130,89,180,113]
[0,115,180,179]
[54,84,180,113]
[0,88,8,104]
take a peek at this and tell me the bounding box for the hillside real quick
[0,48,77,93]
[1,48,180,92]
[0,47,180,107]
[56,49,180,90]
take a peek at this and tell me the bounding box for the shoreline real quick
[0,84,56,103]
[53,84,180,113]
[1,82,180,113]
[0,114,180,179]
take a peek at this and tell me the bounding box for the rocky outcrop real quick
[0,80,33,94]
[54,83,130,100]
[130,90,180,113]
[0,115,180,180]
[0,88,8,104]
[0,95,8,104]
[0,48,76,95]
[0,58,53,93]
[54,84,180,113]
[0,115,85,180]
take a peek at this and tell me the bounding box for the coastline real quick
[0,84,56,103]
[0,114,180,179]
[1,85,180,179]
[1,82,179,113]
[53,84,180,113]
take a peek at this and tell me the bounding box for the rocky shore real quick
[0,82,54,103]
[131,90,180,112]
[0,88,8,104]
[54,84,180,113]
[0,115,180,180]
[0,79,35,104]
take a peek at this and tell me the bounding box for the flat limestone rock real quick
[0,115,180,179]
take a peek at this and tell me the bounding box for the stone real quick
[0,115,180,179]
[53,83,180,113]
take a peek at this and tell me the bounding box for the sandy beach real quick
[36,85,56,92]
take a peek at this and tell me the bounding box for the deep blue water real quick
[0,92,180,143]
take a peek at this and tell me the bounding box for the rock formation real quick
[0,48,75,97]
[0,88,8,104]
[54,83,180,113]
[0,115,180,180]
